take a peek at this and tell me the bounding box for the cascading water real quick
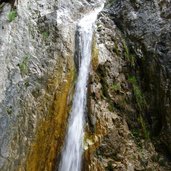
[59,4,104,171]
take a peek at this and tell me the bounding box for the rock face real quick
[0,0,98,170]
[0,0,76,170]
[84,9,171,170]
[0,0,171,170]
[108,0,171,153]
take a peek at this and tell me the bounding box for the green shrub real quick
[8,10,17,22]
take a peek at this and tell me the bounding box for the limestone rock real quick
[0,0,100,170]
[85,6,171,171]
[109,0,171,154]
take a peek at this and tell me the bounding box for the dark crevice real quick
[0,0,16,7]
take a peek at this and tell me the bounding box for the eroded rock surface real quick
[1,0,171,170]
[108,0,171,154]
[84,7,171,171]
[0,0,101,170]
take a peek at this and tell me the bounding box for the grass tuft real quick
[8,10,17,22]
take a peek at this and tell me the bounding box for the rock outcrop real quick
[0,0,97,170]
[108,0,171,154]
[1,0,171,170]
[84,8,171,170]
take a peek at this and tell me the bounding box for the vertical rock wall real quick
[0,0,96,170]
[84,4,171,170]
[109,0,171,154]
[1,0,171,170]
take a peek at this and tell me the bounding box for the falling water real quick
[59,5,104,171]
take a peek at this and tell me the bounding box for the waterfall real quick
[59,5,104,171]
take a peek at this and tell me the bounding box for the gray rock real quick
[109,0,171,153]
[0,0,103,169]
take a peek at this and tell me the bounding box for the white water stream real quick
[59,5,104,171]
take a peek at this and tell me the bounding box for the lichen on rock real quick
[26,62,75,171]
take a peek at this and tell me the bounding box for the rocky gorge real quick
[0,0,171,170]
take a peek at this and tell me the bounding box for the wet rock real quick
[0,0,100,170]
[85,5,171,171]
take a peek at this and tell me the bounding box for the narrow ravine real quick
[59,5,104,171]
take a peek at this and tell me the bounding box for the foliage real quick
[42,31,49,39]
[128,76,146,111]
[8,9,17,22]
[113,41,119,55]
[108,102,116,112]
[123,40,135,67]
[132,120,149,140]
[132,128,140,138]
[128,76,149,139]
[138,115,150,140]
[18,55,30,76]
[128,75,136,84]
[123,40,129,56]
[112,82,121,91]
